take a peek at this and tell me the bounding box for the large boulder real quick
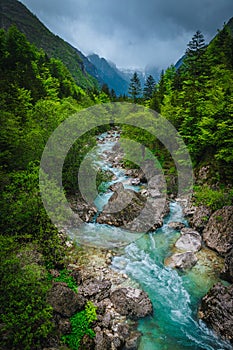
[47,282,85,317]
[79,278,111,302]
[199,283,233,344]
[221,248,233,283]
[189,205,212,232]
[110,287,152,320]
[69,196,97,223]
[165,251,198,270]
[203,206,233,256]
[175,228,202,252]
[168,222,185,230]
[124,331,142,350]
[97,182,164,232]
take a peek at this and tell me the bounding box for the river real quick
[71,130,232,350]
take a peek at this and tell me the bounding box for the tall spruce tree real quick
[143,74,156,100]
[184,30,206,78]
[128,72,141,102]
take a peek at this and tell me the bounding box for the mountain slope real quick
[88,54,129,96]
[227,16,233,34]
[0,0,98,89]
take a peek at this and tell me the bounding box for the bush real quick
[62,301,97,350]
[48,269,78,293]
[193,185,233,211]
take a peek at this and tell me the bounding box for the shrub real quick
[48,269,78,293]
[62,301,97,350]
[193,185,233,211]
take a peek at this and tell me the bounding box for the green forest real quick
[0,19,233,349]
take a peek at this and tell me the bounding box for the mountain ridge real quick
[0,0,98,89]
[88,53,129,96]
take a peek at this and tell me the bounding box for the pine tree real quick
[186,30,205,56]
[184,30,206,78]
[143,75,156,100]
[110,88,117,101]
[128,72,141,102]
[101,83,110,96]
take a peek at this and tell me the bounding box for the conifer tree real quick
[128,72,141,102]
[184,30,206,78]
[143,74,156,100]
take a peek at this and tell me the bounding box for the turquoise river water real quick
[71,132,232,350]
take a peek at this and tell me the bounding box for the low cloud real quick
[21,0,233,69]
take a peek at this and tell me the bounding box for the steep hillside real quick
[88,53,129,96]
[0,0,98,89]
[227,16,233,33]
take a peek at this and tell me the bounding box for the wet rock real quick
[101,312,112,329]
[165,251,198,270]
[69,196,97,223]
[80,334,95,350]
[189,205,212,232]
[125,169,144,182]
[68,266,83,285]
[176,196,195,217]
[125,161,161,184]
[97,182,166,232]
[221,248,233,283]
[124,331,142,350]
[168,222,185,230]
[47,282,85,317]
[79,278,112,301]
[203,206,233,256]
[117,324,131,339]
[175,228,202,252]
[140,189,148,196]
[199,283,233,344]
[54,316,71,335]
[148,189,161,198]
[148,175,165,191]
[110,287,153,319]
[95,299,111,315]
[112,335,124,349]
[95,330,112,350]
[142,160,161,181]
[112,141,122,153]
[131,177,140,186]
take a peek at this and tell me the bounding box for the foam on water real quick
[111,203,232,350]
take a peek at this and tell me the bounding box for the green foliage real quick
[193,185,233,211]
[49,269,78,293]
[0,23,102,350]
[158,25,233,184]
[0,236,53,350]
[62,301,97,350]
[0,1,98,90]
[0,162,66,265]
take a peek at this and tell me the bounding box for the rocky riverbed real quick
[44,244,152,350]
[52,131,233,349]
[177,195,233,345]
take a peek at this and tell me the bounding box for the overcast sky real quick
[20,0,233,70]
